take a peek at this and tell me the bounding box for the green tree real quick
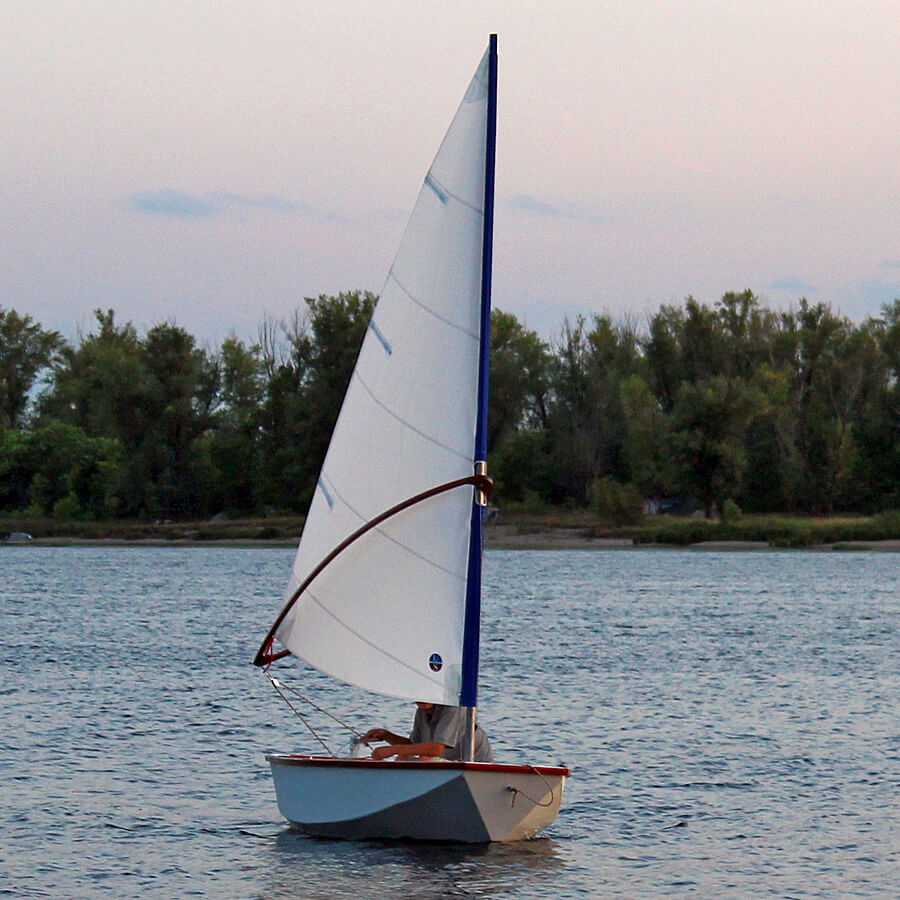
[834,302,900,510]
[671,376,764,517]
[490,429,558,504]
[779,300,881,512]
[740,364,802,512]
[39,310,216,518]
[39,310,150,514]
[716,290,781,379]
[645,304,683,413]
[645,292,806,514]
[488,310,551,450]
[0,428,30,510]
[0,306,63,429]
[257,292,376,511]
[140,323,218,517]
[547,315,644,503]
[681,297,730,382]
[202,335,266,514]
[21,422,122,518]
[40,309,148,448]
[16,290,900,521]
[619,374,674,498]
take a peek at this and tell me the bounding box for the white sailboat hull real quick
[267,755,568,842]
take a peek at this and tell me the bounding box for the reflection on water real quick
[264,831,564,899]
[1,546,897,898]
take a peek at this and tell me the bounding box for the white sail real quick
[274,47,491,704]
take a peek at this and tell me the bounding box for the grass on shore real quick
[2,510,899,547]
[630,511,900,547]
[496,509,900,547]
[0,515,305,542]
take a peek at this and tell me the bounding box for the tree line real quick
[1,290,898,522]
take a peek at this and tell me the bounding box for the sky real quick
[2,0,898,347]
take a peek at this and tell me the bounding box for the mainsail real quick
[260,46,493,704]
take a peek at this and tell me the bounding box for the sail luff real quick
[459,34,498,714]
[475,33,498,465]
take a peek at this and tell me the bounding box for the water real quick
[1,547,897,897]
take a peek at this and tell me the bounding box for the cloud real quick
[510,193,561,216]
[217,193,307,214]
[507,193,606,225]
[130,189,221,217]
[128,189,307,218]
[879,259,900,270]
[767,277,815,293]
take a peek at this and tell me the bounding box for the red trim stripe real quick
[265,754,569,777]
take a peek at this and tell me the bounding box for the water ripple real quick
[1,547,897,897]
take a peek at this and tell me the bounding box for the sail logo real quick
[428,653,443,672]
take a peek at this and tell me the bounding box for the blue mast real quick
[460,34,498,738]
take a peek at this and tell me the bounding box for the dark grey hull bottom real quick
[288,774,491,842]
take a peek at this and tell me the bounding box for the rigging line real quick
[268,676,333,756]
[506,767,556,808]
[353,369,473,463]
[316,472,467,583]
[387,270,480,342]
[267,674,364,738]
[301,585,448,689]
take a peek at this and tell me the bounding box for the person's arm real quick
[362,727,410,745]
[372,741,447,760]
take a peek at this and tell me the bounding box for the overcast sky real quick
[2,0,898,346]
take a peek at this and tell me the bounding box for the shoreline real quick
[6,530,900,551]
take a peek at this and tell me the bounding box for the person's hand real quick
[371,745,396,760]
[363,728,386,743]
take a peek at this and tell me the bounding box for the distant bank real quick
[4,511,899,551]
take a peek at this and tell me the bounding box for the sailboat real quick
[253,35,568,843]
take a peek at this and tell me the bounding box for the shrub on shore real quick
[632,512,900,547]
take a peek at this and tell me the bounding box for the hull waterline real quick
[267,755,568,843]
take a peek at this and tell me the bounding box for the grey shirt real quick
[409,704,494,762]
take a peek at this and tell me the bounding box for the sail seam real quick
[368,319,392,355]
[302,587,448,689]
[423,172,483,215]
[424,174,449,204]
[315,470,467,582]
[317,477,335,509]
[353,370,472,463]
[388,271,480,342]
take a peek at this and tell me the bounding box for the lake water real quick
[1,546,896,898]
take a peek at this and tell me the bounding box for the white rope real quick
[267,674,365,738]
[267,675,334,755]
[506,766,556,808]
[266,673,375,758]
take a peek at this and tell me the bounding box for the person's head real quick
[415,701,435,713]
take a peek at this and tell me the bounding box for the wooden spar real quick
[253,472,493,667]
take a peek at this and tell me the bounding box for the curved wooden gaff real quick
[253,473,493,668]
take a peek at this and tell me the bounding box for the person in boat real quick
[363,702,494,762]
